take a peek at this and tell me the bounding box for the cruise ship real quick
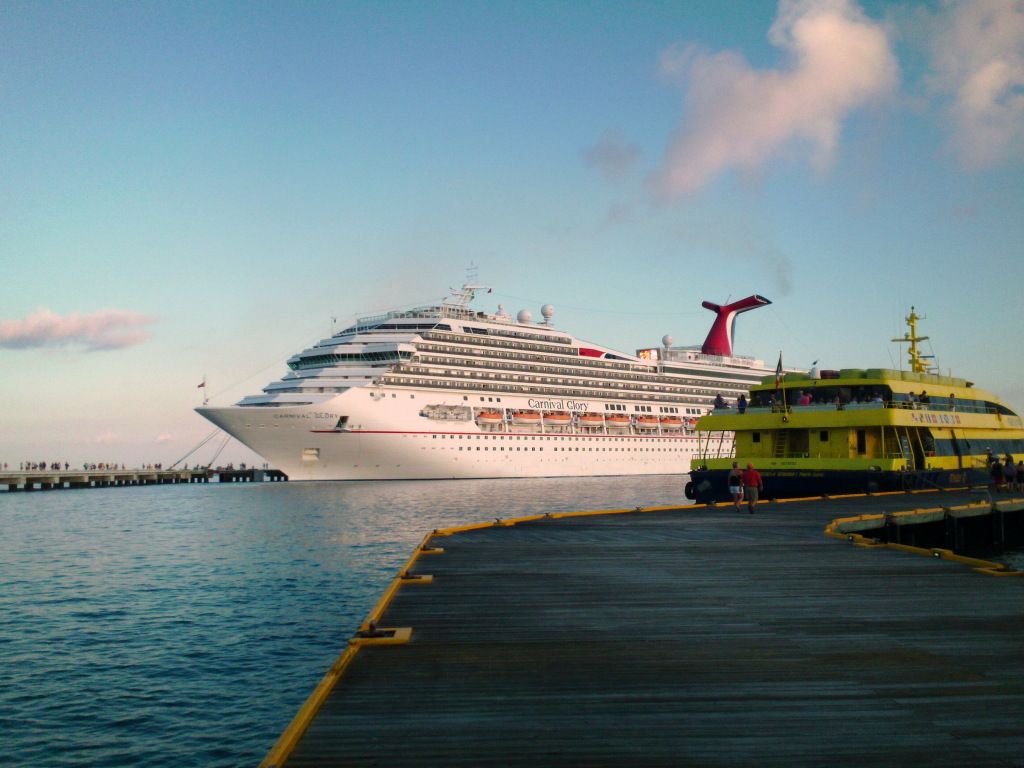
[197,285,784,480]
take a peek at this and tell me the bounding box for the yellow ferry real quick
[685,309,1024,503]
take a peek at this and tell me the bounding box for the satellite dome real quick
[541,304,554,323]
[496,304,510,319]
[517,309,533,323]
[662,335,674,348]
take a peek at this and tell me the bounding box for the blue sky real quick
[2,0,1022,467]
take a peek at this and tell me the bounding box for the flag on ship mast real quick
[197,381,205,388]
[774,353,785,414]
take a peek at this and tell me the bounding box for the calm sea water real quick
[0,476,693,767]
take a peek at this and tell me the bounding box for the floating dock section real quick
[266,490,1024,767]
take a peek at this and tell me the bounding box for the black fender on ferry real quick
[693,480,714,505]
[684,481,695,500]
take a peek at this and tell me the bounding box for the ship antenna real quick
[892,306,931,374]
[444,259,492,313]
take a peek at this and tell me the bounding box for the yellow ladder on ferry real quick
[773,431,788,458]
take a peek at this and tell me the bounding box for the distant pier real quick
[1,467,287,492]
[264,489,1024,768]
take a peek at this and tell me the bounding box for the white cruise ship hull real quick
[198,388,709,481]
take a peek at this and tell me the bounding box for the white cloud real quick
[94,431,119,445]
[651,0,898,198]
[0,307,155,351]
[156,434,174,443]
[923,0,1024,170]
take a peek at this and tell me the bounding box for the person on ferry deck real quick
[990,457,1004,491]
[1003,455,1016,491]
[714,393,727,410]
[737,393,747,414]
[797,390,812,406]
[919,390,930,404]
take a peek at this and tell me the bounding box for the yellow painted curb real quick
[259,643,361,768]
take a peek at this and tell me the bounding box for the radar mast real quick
[892,306,931,374]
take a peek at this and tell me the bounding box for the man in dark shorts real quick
[741,463,763,514]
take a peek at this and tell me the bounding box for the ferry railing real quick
[744,401,999,415]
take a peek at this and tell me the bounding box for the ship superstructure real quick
[198,285,782,480]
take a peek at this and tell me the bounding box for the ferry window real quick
[856,429,866,455]
[752,433,761,443]
[819,431,828,442]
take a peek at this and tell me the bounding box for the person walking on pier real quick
[741,463,763,514]
[728,461,744,512]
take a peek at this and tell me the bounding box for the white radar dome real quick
[662,335,674,348]
[541,304,554,323]
[517,309,533,323]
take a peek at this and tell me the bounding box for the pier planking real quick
[274,490,1024,767]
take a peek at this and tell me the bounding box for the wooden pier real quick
[1,467,287,492]
[265,489,1024,767]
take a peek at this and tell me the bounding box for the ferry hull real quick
[684,467,990,504]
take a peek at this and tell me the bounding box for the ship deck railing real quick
[724,402,999,416]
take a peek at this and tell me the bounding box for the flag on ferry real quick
[774,353,783,389]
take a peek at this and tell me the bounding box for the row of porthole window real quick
[381,376,718,404]
[416,339,760,385]
[438,445,679,452]
[425,434,684,442]
[413,350,752,391]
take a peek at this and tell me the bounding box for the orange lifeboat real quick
[543,411,572,425]
[659,417,683,430]
[606,414,631,428]
[476,409,504,425]
[635,416,660,430]
[512,409,542,425]
[578,413,605,427]
[685,417,699,430]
